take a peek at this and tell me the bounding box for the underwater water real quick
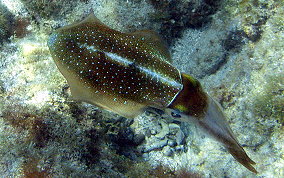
[0,0,283,177]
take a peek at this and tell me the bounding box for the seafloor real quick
[0,0,283,177]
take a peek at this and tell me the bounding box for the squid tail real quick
[198,95,257,173]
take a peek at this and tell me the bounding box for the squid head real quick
[167,73,257,173]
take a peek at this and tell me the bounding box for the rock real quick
[167,140,177,147]
[143,139,168,153]
[162,146,174,156]
[155,121,170,139]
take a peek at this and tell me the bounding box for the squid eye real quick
[171,110,181,118]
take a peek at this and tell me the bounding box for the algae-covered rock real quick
[149,0,222,46]
[0,4,14,44]
[252,74,283,122]
[20,0,74,19]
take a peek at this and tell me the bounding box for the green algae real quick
[252,73,284,124]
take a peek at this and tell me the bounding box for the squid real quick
[48,13,257,173]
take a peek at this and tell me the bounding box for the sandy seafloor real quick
[0,0,283,177]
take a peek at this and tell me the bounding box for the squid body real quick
[48,13,257,173]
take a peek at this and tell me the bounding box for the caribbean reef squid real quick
[47,13,257,173]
